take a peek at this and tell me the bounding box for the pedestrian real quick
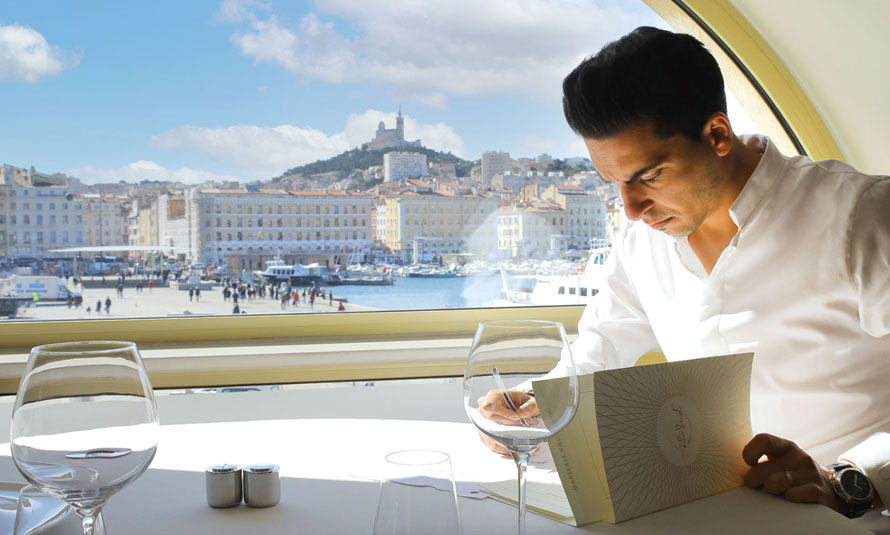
[104,296,111,315]
[337,301,345,311]
[233,303,240,314]
[329,290,333,306]
[86,306,91,315]
[309,291,315,310]
[189,288,194,301]
[96,299,102,313]
[195,288,201,301]
[148,280,153,293]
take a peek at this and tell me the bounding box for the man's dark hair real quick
[562,26,726,141]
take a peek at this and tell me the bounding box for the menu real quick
[530,352,754,525]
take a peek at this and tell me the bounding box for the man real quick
[480,27,889,519]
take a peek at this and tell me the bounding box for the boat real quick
[491,248,610,307]
[254,256,326,286]
[323,264,395,286]
[406,266,458,278]
[334,275,394,286]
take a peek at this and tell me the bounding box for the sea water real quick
[330,275,503,311]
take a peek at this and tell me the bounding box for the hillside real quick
[275,146,473,183]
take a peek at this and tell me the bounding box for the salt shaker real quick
[243,464,281,507]
[206,464,243,508]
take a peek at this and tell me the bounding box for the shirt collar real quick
[728,135,787,229]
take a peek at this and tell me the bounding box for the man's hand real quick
[742,433,845,514]
[476,389,539,454]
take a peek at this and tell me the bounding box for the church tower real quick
[396,105,404,141]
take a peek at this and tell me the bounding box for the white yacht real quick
[492,248,609,307]
[254,257,325,286]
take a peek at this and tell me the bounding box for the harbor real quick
[5,273,509,321]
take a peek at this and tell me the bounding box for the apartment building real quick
[0,166,86,260]
[81,194,130,250]
[540,185,607,244]
[383,152,427,183]
[186,188,373,270]
[379,180,497,261]
[481,151,511,186]
[497,204,566,259]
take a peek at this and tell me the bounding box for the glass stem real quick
[76,507,104,535]
[511,450,530,535]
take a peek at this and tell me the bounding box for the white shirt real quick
[571,136,890,471]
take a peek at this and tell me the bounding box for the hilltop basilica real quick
[362,108,422,151]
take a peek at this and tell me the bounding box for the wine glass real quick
[463,320,578,535]
[10,341,159,535]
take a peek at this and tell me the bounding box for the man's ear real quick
[701,112,733,157]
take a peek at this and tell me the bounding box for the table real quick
[0,380,882,534]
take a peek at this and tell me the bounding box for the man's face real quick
[585,121,724,238]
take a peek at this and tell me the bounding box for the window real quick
[0,0,812,397]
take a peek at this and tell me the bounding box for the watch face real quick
[840,469,872,501]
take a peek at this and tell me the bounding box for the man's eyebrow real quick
[625,159,665,183]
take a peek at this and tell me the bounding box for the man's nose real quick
[620,183,652,221]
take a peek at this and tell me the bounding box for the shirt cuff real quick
[839,432,890,511]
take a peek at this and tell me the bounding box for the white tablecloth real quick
[0,380,880,534]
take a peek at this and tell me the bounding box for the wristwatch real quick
[827,462,874,518]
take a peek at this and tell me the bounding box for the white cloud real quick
[149,124,351,179]
[231,14,355,84]
[224,0,663,105]
[67,161,239,185]
[213,0,270,23]
[0,24,79,82]
[148,110,465,179]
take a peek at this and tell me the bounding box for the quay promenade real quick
[12,281,375,321]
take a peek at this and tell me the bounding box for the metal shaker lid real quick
[207,464,241,473]
[244,464,279,474]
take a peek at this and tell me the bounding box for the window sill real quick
[0,306,585,393]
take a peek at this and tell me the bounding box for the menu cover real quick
[533,352,754,525]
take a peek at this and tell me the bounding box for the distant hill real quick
[276,146,474,182]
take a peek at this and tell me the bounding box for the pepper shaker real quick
[206,464,243,508]
[243,464,281,508]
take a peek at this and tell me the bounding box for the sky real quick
[0,1,757,185]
